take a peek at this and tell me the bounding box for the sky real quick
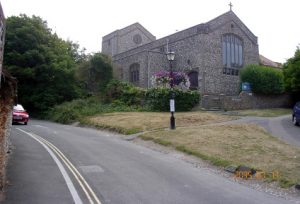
[1,0,299,63]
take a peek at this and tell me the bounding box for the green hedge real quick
[240,64,284,95]
[105,80,145,106]
[105,80,200,111]
[145,87,200,111]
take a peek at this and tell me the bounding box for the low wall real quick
[222,92,292,110]
[201,92,292,110]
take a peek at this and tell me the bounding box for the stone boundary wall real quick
[201,92,292,110]
[0,70,16,193]
[0,104,12,191]
[222,92,292,110]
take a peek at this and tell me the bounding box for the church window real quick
[222,34,243,76]
[129,63,140,84]
[188,71,198,90]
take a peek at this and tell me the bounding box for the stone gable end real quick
[103,11,259,96]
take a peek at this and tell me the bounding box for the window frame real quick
[129,63,140,84]
[188,71,199,90]
[222,34,244,76]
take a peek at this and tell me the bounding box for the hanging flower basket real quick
[151,70,190,90]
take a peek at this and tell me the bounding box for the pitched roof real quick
[113,10,258,60]
[259,55,282,68]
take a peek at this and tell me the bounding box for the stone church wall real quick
[102,23,156,57]
[111,11,259,96]
[198,18,259,95]
[114,51,149,88]
[117,29,154,54]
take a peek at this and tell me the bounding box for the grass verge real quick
[80,118,142,135]
[86,112,236,134]
[140,124,300,188]
[234,108,291,117]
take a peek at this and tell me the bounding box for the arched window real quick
[129,63,140,84]
[188,71,198,90]
[222,34,243,76]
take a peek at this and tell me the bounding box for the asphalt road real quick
[268,115,300,147]
[3,120,299,204]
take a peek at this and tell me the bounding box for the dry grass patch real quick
[86,112,236,134]
[141,124,300,187]
[236,108,291,117]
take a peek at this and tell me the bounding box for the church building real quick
[102,9,259,96]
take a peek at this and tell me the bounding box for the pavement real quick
[3,119,300,204]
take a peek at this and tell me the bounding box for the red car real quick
[12,104,29,125]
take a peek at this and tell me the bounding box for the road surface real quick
[3,119,299,204]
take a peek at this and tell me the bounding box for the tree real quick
[76,53,113,93]
[283,47,300,101]
[4,15,84,113]
[240,64,284,95]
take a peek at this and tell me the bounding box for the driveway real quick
[4,119,298,204]
[223,115,300,147]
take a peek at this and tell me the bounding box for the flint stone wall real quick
[222,92,292,110]
[110,11,259,96]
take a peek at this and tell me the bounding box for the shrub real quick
[45,97,142,124]
[145,87,200,111]
[283,47,300,102]
[105,80,145,106]
[240,64,284,95]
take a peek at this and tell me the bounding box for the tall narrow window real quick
[222,41,226,66]
[188,71,199,90]
[129,63,140,84]
[222,34,243,76]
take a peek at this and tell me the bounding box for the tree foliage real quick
[104,80,145,106]
[76,53,113,93]
[283,47,300,95]
[4,15,84,113]
[240,64,284,95]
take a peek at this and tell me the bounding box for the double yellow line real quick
[17,128,101,204]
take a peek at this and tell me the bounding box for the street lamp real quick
[166,51,175,129]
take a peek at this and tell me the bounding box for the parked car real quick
[12,104,29,125]
[292,101,300,126]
